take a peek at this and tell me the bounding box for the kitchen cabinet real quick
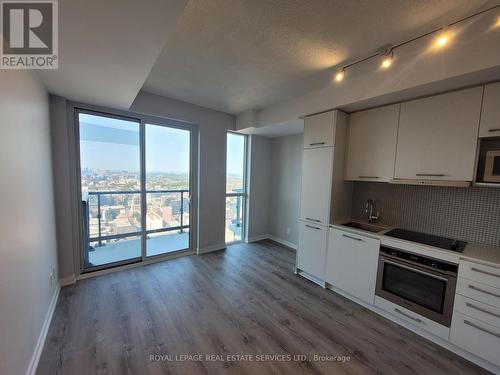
[299,147,333,225]
[479,82,500,138]
[303,111,334,148]
[345,104,400,182]
[297,221,328,280]
[394,87,482,182]
[325,228,380,304]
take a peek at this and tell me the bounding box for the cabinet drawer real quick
[450,311,500,367]
[297,221,328,280]
[459,260,500,289]
[456,278,500,309]
[454,294,500,329]
[304,111,334,149]
[374,296,450,340]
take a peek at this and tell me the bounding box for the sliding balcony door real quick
[77,110,193,272]
[145,124,190,257]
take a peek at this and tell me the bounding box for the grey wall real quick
[0,70,58,375]
[268,134,303,247]
[352,182,500,247]
[131,91,236,252]
[246,135,272,240]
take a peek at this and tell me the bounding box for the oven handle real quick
[381,258,449,282]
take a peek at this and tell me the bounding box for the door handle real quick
[342,234,364,242]
[463,320,500,338]
[394,308,422,323]
[465,303,500,319]
[468,285,500,299]
[488,128,500,133]
[359,176,379,179]
[305,217,321,223]
[416,173,445,177]
[305,224,321,230]
[309,142,325,146]
[471,267,500,279]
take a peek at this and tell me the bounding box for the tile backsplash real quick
[351,182,500,247]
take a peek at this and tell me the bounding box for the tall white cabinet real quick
[296,110,352,284]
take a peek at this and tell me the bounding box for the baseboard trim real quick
[26,283,60,375]
[198,243,226,254]
[59,275,76,287]
[268,235,297,250]
[246,234,271,243]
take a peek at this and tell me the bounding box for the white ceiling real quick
[143,0,494,114]
[36,0,188,109]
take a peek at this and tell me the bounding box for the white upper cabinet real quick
[394,87,482,182]
[345,104,400,182]
[479,82,500,137]
[299,147,333,225]
[304,111,335,148]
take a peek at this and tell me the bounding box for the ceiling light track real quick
[334,4,500,83]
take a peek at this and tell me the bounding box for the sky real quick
[79,113,245,176]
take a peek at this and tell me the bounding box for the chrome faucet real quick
[365,199,379,224]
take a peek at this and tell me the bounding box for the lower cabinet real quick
[325,228,380,304]
[296,220,328,281]
[450,312,500,368]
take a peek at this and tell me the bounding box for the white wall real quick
[268,134,303,247]
[131,91,236,252]
[0,70,58,375]
[246,135,271,241]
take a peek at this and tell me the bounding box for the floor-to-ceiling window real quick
[225,132,247,243]
[78,110,194,272]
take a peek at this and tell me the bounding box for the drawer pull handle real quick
[305,224,321,230]
[309,142,326,146]
[471,267,500,279]
[488,128,500,133]
[416,173,445,177]
[468,285,500,299]
[359,176,379,179]
[305,217,321,223]
[463,320,500,338]
[342,234,364,242]
[394,308,422,323]
[466,303,500,319]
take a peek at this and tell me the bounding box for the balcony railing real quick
[82,189,189,268]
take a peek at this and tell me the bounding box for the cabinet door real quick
[325,228,380,304]
[304,111,334,148]
[480,82,500,137]
[299,147,333,225]
[394,87,482,181]
[297,221,328,279]
[345,104,399,182]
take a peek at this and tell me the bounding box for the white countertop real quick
[330,220,500,268]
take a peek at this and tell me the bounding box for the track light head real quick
[380,49,394,69]
[334,69,345,82]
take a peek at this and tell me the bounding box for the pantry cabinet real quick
[479,82,500,137]
[394,87,482,182]
[345,104,400,182]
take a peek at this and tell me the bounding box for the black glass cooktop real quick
[384,228,467,252]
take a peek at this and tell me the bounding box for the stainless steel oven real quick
[375,246,458,327]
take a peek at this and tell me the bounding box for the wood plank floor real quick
[37,240,488,375]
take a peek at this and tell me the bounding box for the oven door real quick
[375,256,456,326]
[484,150,500,183]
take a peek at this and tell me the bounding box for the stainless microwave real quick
[484,150,500,183]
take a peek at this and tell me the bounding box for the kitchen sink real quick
[341,221,386,233]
